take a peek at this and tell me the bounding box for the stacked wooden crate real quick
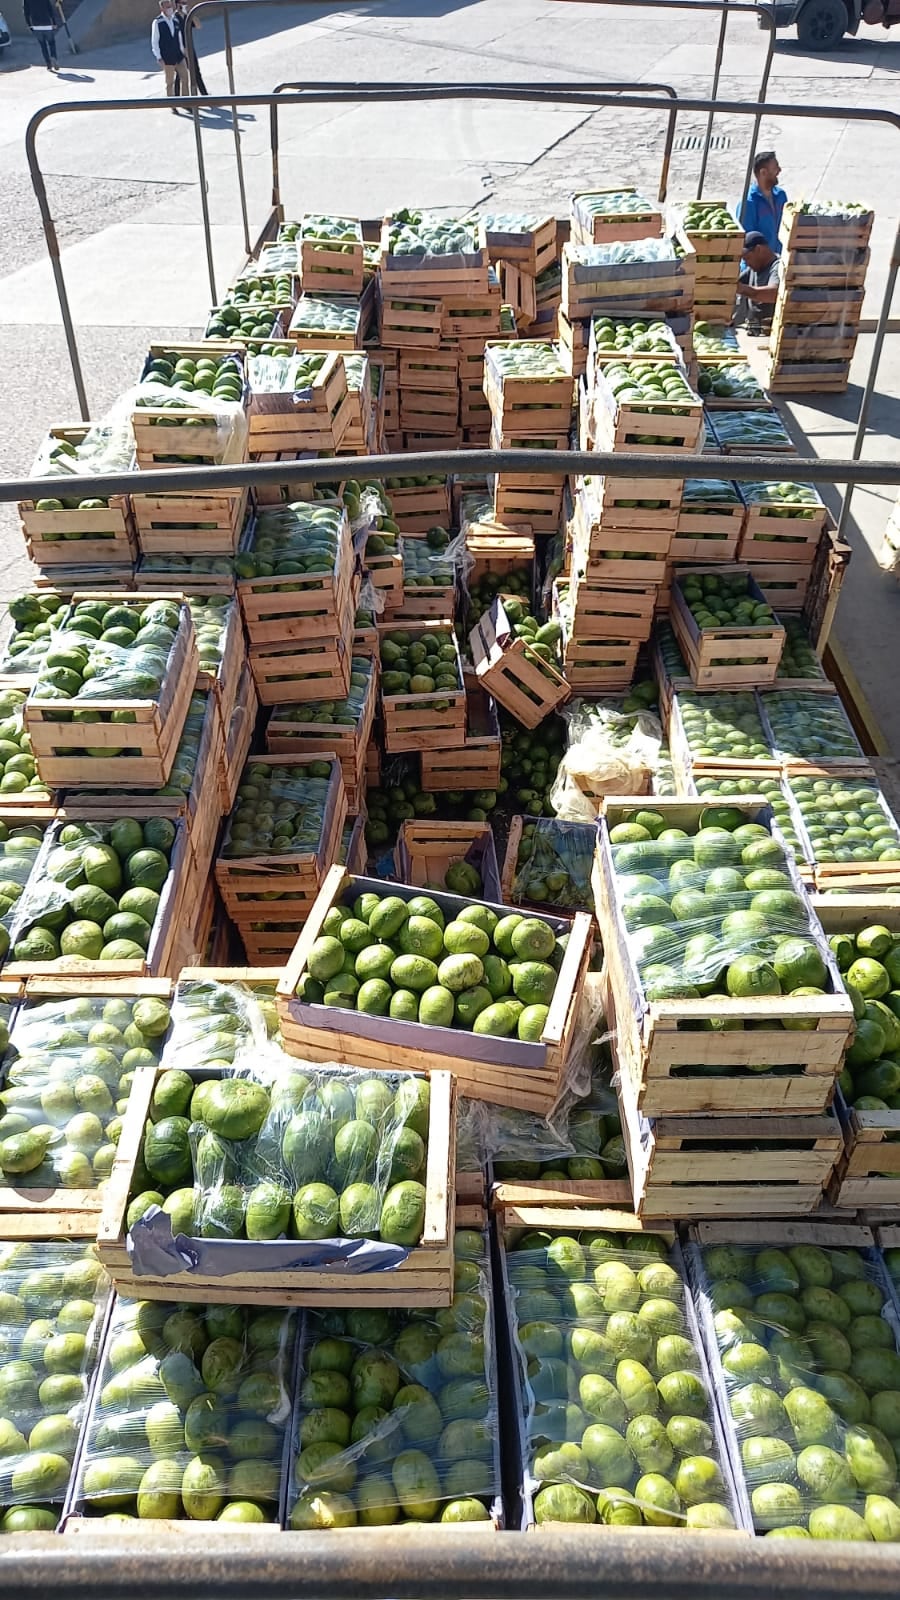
[679,200,744,325]
[19,426,137,586]
[561,189,665,379]
[594,795,854,1218]
[483,338,573,536]
[766,200,873,393]
[480,212,557,335]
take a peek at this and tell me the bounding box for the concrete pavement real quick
[1,1,900,740]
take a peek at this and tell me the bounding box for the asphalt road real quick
[1,0,899,738]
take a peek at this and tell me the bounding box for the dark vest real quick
[157,14,184,64]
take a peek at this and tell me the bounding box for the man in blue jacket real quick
[740,151,787,255]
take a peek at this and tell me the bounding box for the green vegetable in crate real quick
[680,479,742,514]
[692,322,740,359]
[494,1056,624,1182]
[828,924,900,1127]
[380,628,460,702]
[0,1239,106,1530]
[682,201,742,235]
[290,1229,497,1528]
[498,598,562,675]
[591,317,674,356]
[187,597,233,676]
[1,593,65,673]
[137,352,243,407]
[77,1298,294,1523]
[12,817,176,966]
[247,351,331,394]
[32,597,183,714]
[577,189,655,218]
[226,272,294,306]
[292,295,359,336]
[607,803,836,1032]
[0,991,170,1190]
[678,572,776,633]
[603,360,696,411]
[693,776,802,858]
[762,692,861,765]
[743,482,823,521]
[205,303,288,341]
[486,341,567,379]
[788,776,900,867]
[235,502,343,583]
[131,1061,430,1249]
[677,690,770,763]
[0,820,44,956]
[702,1239,900,1540]
[301,214,362,249]
[400,536,453,590]
[299,884,564,1042]
[511,1229,735,1530]
[798,200,870,219]
[512,819,594,913]
[270,659,372,728]
[696,365,765,402]
[220,759,334,860]
[387,214,479,257]
[0,690,51,800]
[467,566,532,621]
[384,474,445,492]
[500,711,566,818]
[776,617,826,682]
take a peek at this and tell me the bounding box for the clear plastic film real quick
[689,1236,900,1540]
[399,534,457,593]
[138,554,238,580]
[786,774,900,873]
[709,409,794,451]
[0,689,52,802]
[692,775,805,859]
[0,818,47,950]
[0,593,67,678]
[693,322,741,359]
[567,238,677,268]
[605,800,843,1022]
[291,296,359,338]
[880,495,900,577]
[300,214,362,247]
[505,1228,740,1530]
[247,351,332,400]
[9,816,176,968]
[31,594,185,708]
[696,365,766,403]
[576,189,657,221]
[591,316,682,361]
[510,817,596,915]
[71,1295,297,1524]
[74,692,209,807]
[237,502,345,583]
[0,990,171,1194]
[550,699,663,821]
[158,975,275,1075]
[355,573,385,628]
[30,410,134,486]
[759,690,864,766]
[0,1239,109,1529]
[386,212,480,260]
[132,1051,431,1250]
[269,656,375,734]
[133,357,248,459]
[287,1225,501,1529]
[187,595,234,677]
[218,757,335,863]
[675,689,771,765]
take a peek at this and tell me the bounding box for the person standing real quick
[739,150,788,256]
[151,0,186,110]
[24,0,58,71]
[735,231,784,339]
[174,0,207,95]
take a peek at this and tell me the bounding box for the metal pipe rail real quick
[25,85,900,537]
[2,448,900,506]
[3,1525,900,1600]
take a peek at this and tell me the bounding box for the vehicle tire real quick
[796,0,848,47]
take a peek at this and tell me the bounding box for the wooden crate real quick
[590,362,703,455]
[381,621,467,754]
[744,560,814,609]
[499,260,537,325]
[561,234,695,319]
[483,342,574,436]
[395,819,503,900]
[556,309,590,380]
[492,476,564,535]
[739,486,828,561]
[560,573,657,642]
[830,1093,900,1212]
[440,275,503,340]
[300,230,365,296]
[595,797,855,1116]
[214,753,347,922]
[264,660,377,812]
[464,525,535,585]
[132,391,248,474]
[670,564,786,689]
[570,190,663,246]
[575,471,681,537]
[379,219,489,294]
[399,348,459,392]
[384,479,451,536]
[277,867,593,1113]
[248,350,352,453]
[555,609,640,693]
[470,597,570,729]
[0,978,169,1238]
[132,486,249,556]
[780,201,873,252]
[775,287,865,325]
[578,524,673,586]
[288,292,367,352]
[781,246,871,289]
[237,509,354,648]
[484,214,557,276]
[218,659,258,812]
[499,812,596,919]
[24,594,198,791]
[365,546,404,605]
[378,292,443,350]
[20,431,136,570]
[192,594,245,739]
[616,1013,842,1217]
[672,492,744,563]
[419,671,502,792]
[96,1063,457,1306]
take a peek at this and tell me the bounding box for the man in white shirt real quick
[151,0,186,111]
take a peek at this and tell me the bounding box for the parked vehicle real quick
[0,11,11,50]
[759,0,900,51]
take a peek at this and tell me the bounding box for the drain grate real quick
[674,133,734,152]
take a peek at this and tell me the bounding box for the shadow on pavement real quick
[774,35,900,68]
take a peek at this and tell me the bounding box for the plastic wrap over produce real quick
[292,296,359,338]
[128,1044,433,1273]
[0,818,45,950]
[511,818,595,915]
[0,1240,109,1529]
[550,699,662,821]
[505,1229,742,1529]
[0,990,171,1193]
[270,657,375,734]
[74,692,209,808]
[604,802,844,1017]
[688,1237,900,1540]
[31,594,185,707]
[9,817,177,967]
[238,503,345,584]
[386,211,482,263]
[219,758,336,865]
[133,368,248,456]
[30,411,134,482]
[0,596,67,679]
[568,238,677,267]
[247,352,333,406]
[287,1227,501,1529]
[71,1297,297,1524]
[355,573,385,626]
